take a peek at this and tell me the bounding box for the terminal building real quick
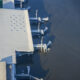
[0,0,52,80]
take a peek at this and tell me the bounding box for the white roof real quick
[0,9,34,64]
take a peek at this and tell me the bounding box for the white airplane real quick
[16,66,43,80]
[30,10,49,23]
[32,27,48,36]
[34,40,52,53]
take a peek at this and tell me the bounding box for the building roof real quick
[0,9,34,64]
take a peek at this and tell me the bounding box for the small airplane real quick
[34,40,52,53]
[30,10,49,23]
[16,66,43,80]
[32,27,48,36]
